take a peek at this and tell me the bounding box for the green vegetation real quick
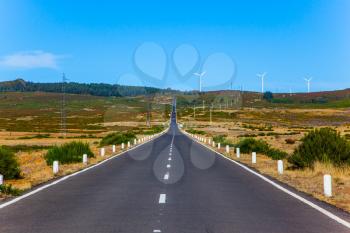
[186,128,206,135]
[0,79,178,97]
[235,138,288,160]
[100,131,136,147]
[263,91,273,102]
[288,128,350,169]
[2,145,52,153]
[242,124,273,131]
[18,134,51,139]
[213,134,234,146]
[139,125,164,135]
[0,184,22,196]
[0,147,21,179]
[44,141,94,165]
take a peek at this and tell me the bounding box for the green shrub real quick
[2,145,52,153]
[267,148,288,160]
[235,138,287,160]
[142,125,164,135]
[0,147,21,179]
[235,138,270,154]
[44,141,94,165]
[288,128,350,169]
[186,128,206,135]
[0,184,22,196]
[18,134,51,139]
[100,131,136,147]
[213,134,234,146]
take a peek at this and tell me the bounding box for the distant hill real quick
[0,79,179,97]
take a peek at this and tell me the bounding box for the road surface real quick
[1,102,350,233]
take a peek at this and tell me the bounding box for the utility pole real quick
[210,107,212,125]
[60,73,68,138]
[193,105,196,120]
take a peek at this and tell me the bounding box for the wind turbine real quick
[193,71,206,92]
[304,77,312,93]
[256,72,267,93]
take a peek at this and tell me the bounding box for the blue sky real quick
[0,0,349,92]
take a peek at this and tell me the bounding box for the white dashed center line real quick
[153,230,161,232]
[159,194,166,204]
[166,164,171,168]
[164,172,169,180]
[168,157,172,161]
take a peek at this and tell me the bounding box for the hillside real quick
[0,79,179,97]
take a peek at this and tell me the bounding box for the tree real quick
[263,91,273,102]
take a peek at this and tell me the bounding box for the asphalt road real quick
[1,103,350,233]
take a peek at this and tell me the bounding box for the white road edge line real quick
[159,194,166,204]
[0,128,170,210]
[182,130,350,229]
[153,230,161,233]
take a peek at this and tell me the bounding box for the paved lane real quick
[1,101,350,233]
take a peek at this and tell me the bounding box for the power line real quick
[60,73,68,137]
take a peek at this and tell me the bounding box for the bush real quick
[235,138,270,154]
[235,138,287,160]
[213,134,234,146]
[142,125,164,135]
[186,128,206,135]
[267,148,288,160]
[0,147,21,179]
[0,184,22,196]
[285,138,295,144]
[100,131,136,147]
[44,141,94,165]
[288,128,350,169]
[263,91,273,102]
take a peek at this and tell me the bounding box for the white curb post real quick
[218,143,221,149]
[252,152,257,164]
[0,174,3,185]
[53,161,59,174]
[121,143,125,150]
[127,141,130,148]
[324,174,332,197]
[112,145,116,153]
[134,139,137,145]
[226,145,230,153]
[100,147,105,157]
[236,147,240,158]
[277,160,283,174]
[208,139,211,145]
[212,141,215,147]
[83,154,88,165]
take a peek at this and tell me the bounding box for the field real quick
[0,92,171,196]
[177,93,350,213]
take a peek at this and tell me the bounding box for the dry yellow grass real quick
[214,141,350,212]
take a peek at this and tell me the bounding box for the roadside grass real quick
[0,146,21,179]
[44,141,94,165]
[100,132,136,147]
[230,152,350,212]
[0,184,22,196]
[235,137,288,160]
[18,134,51,139]
[186,128,206,135]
